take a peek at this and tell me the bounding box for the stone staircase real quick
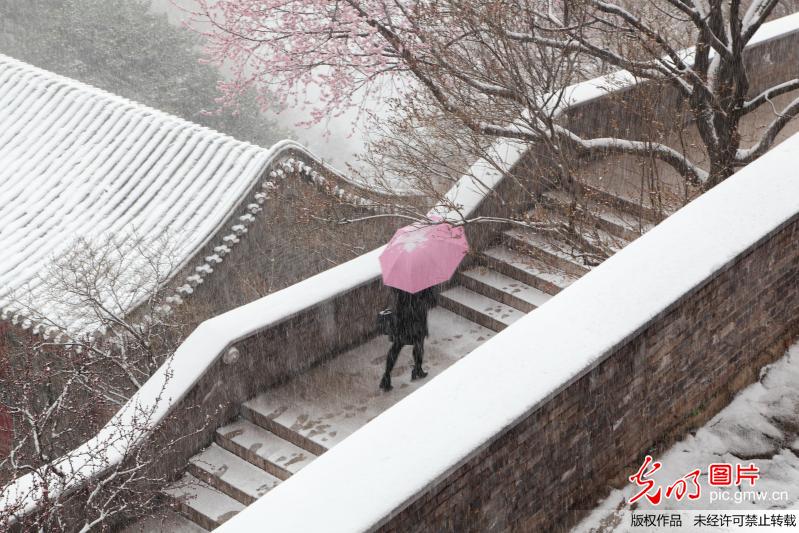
[132,189,662,532]
[436,186,658,333]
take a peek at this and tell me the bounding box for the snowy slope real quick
[574,341,799,531]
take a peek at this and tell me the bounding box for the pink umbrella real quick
[379,218,469,293]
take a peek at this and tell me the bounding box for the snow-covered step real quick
[239,310,495,455]
[575,222,629,256]
[163,473,244,531]
[579,184,665,224]
[241,399,327,456]
[121,509,208,532]
[188,443,282,505]
[589,206,653,240]
[215,418,316,480]
[458,267,552,312]
[439,286,524,332]
[482,245,578,295]
[535,206,630,260]
[503,227,590,277]
[542,189,652,241]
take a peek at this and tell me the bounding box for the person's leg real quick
[380,341,403,391]
[411,339,428,380]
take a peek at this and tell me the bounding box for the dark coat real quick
[391,287,437,346]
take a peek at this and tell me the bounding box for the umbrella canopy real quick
[379,219,469,293]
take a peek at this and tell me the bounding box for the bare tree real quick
[516,0,799,187]
[0,366,207,532]
[0,236,202,530]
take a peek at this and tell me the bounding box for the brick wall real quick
[376,203,799,532]
[0,407,10,459]
[0,322,10,458]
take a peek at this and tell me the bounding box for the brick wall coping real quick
[217,131,799,532]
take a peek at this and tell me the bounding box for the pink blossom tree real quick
[189,0,799,192]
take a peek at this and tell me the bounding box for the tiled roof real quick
[0,54,274,334]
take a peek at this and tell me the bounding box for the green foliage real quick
[0,0,287,146]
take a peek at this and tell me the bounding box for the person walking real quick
[379,287,436,391]
[377,216,468,391]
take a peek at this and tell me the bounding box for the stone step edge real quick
[541,190,645,242]
[214,425,295,481]
[502,228,590,277]
[480,247,568,296]
[240,400,328,457]
[438,287,509,332]
[164,474,242,531]
[457,269,536,313]
[187,445,277,506]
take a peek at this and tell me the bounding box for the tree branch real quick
[736,94,799,164]
[555,127,709,186]
[741,79,799,114]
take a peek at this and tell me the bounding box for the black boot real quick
[411,366,428,380]
[381,341,402,392]
[411,340,427,381]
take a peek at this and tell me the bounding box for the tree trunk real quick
[704,150,738,190]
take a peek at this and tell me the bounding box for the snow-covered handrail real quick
[4,11,799,523]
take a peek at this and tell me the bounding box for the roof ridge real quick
[0,53,267,152]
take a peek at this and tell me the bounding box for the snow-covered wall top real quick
[218,124,799,533]
[0,55,380,335]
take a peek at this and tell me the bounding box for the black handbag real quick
[377,308,396,336]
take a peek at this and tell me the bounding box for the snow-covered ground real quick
[574,341,799,532]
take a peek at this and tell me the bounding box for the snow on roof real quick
[0,55,337,335]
